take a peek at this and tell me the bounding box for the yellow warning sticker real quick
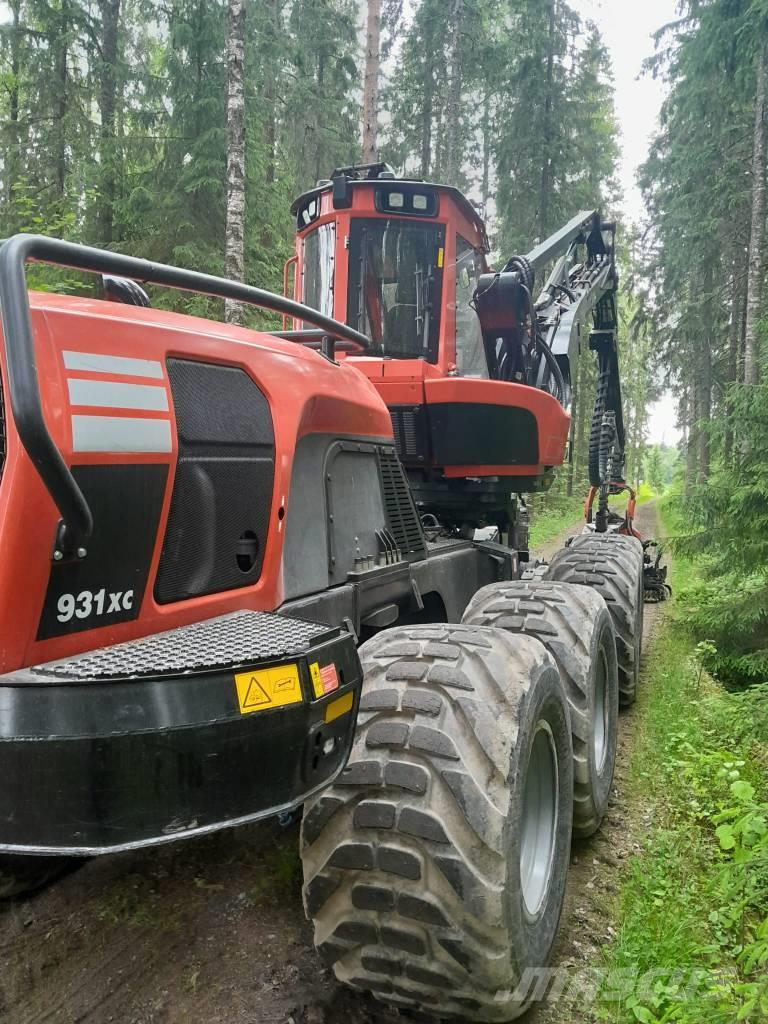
[325,691,354,724]
[309,661,324,700]
[234,663,302,715]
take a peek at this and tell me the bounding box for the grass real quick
[528,494,586,548]
[528,483,659,549]
[595,501,768,1023]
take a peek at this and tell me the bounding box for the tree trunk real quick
[314,51,325,183]
[361,0,381,164]
[680,389,690,497]
[54,1,69,209]
[264,0,280,186]
[538,0,556,241]
[480,85,491,217]
[686,378,698,491]
[724,252,747,460]
[744,41,767,387]
[224,0,246,325]
[6,0,21,214]
[697,270,713,482]
[697,348,711,483]
[97,0,121,245]
[420,70,433,178]
[444,0,463,184]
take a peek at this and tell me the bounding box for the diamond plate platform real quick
[29,610,336,681]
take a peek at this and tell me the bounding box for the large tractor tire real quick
[546,534,643,708]
[462,581,618,838]
[301,623,573,1021]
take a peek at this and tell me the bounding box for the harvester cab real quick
[288,162,624,538]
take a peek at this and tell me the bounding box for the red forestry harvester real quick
[0,162,662,1019]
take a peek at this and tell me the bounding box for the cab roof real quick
[291,169,490,253]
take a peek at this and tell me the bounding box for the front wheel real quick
[301,623,573,1021]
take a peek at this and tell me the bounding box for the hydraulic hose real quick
[588,353,611,487]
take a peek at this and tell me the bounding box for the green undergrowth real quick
[529,483,658,549]
[596,505,768,1023]
[529,494,587,548]
[609,481,658,511]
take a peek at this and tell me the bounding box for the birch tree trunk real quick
[54,1,69,208]
[420,69,433,178]
[444,0,463,184]
[224,0,246,325]
[6,0,21,216]
[538,0,556,241]
[97,0,121,245]
[361,0,381,164]
[743,41,767,387]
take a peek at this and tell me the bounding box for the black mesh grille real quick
[155,359,275,604]
[391,408,418,459]
[376,446,427,562]
[389,405,430,464]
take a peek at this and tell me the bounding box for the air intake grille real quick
[376,446,427,562]
[391,408,418,459]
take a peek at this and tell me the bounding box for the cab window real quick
[347,218,445,361]
[301,222,335,323]
[454,236,487,377]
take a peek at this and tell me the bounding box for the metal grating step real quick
[29,610,336,681]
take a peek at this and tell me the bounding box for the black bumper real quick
[0,611,361,854]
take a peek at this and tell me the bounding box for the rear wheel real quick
[546,534,643,707]
[301,624,573,1021]
[462,581,619,838]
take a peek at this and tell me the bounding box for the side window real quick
[454,236,487,377]
[302,222,335,325]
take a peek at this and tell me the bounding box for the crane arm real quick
[473,211,626,527]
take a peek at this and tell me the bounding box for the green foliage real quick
[527,491,585,548]
[664,380,768,686]
[0,0,361,312]
[645,446,664,494]
[598,552,768,1022]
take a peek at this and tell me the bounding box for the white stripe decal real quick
[71,415,172,453]
[67,378,169,412]
[63,351,164,380]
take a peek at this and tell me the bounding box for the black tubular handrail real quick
[0,233,370,555]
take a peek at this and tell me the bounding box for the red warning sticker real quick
[319,663,339,694]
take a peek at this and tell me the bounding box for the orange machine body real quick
[288,177,571,495]
[0,292,392,674]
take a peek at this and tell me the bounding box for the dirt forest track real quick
[0,503,666,1024]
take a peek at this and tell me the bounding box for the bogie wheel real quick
[545,534,643,708]
[462,581,619,838]
[301,623,573,1022]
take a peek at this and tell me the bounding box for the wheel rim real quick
[520,720,559,918]
[593,647,608,774]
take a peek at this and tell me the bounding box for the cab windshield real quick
[347,218,444,361]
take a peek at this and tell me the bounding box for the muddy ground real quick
[0,503,665,1024]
